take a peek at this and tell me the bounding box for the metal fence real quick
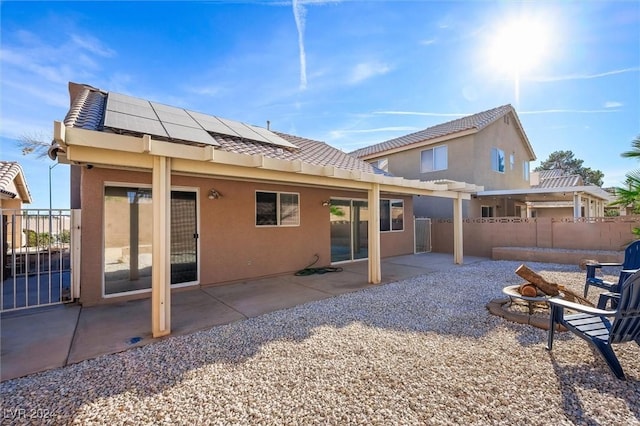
[1,209,79,312]
[414,217,432,253]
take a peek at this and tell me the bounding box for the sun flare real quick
[489,18,550,74]
[487,16,553,105]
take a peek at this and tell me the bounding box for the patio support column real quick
[453,193,463,265]
[368,183,381,284]
[152,155,171,338]
[573,192,581,218]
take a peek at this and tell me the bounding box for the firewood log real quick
[518,283,538,297]
[515,264,560,296]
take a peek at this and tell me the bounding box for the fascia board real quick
[357,128,477,161]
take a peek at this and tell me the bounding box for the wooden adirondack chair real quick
[584,240,640,298]
[547,269,640,380]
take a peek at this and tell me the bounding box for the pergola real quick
[52,121,481,337]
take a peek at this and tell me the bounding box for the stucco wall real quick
[79,167,414,305]
[366,112,533,192]
[431,216,640,258]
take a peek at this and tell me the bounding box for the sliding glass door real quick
[330,199,368,263]
[104,186,198,296]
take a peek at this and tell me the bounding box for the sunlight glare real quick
[489,18,550,75]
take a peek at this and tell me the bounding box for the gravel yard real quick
[2,260,639,425]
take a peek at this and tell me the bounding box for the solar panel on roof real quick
[104,111,168,137]
[216,117,270,143]
[163,123,220,146]
[189,112,240,137]
[106,98,158,120]
[248,125,298,148]
[153,108,201,128]
[108,92,151,107]
[105,91,297,149]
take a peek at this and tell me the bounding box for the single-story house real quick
[476,169,613,218]
[49,82,480,337]
[1,161,33,277]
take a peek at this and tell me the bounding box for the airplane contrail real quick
[292,0,307,90]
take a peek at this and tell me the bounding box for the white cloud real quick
[519,109,620,115]
[530,67,640,82]
[330,126,419,139]
[348,62,391,84]
[70,34,116,58]
[604,101,623,108]
[420,38,437,46]
[374,110,468,117]
[292,0,308,90]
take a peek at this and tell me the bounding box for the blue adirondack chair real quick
[547,269,640,380]
[583,240,640,298]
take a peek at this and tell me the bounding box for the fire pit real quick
[486,264,593,330]
[502,284,563,315]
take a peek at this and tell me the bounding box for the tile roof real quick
[350,104,527,158]
[62,83,378,175]
[0,161,31,202]
[532,169,584,189]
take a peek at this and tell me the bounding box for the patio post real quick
[368,183,381,283]
[453,193,463,264]
[573,192,581,218]
[152,154,172,338]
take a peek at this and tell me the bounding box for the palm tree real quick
[621,135,640,160]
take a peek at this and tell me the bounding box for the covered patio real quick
[1,253,487,381]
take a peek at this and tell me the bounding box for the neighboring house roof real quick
[536,169,565,180]
[478,167,613,204]
[0,161,32,203]
[533,173,583,189]
[350,104,536,161]
[61,82,377,175]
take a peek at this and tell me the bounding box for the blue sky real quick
[1,0,639,209]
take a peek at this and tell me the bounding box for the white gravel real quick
[2,260,639,425]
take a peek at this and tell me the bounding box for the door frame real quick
[101,183,200,298]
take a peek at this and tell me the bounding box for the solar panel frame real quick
[103,111,169,137]
[189,111,242,137]
[106,98,158,120]
[163,123,220,146]
[248,125,298,148]
[216,117,271,143]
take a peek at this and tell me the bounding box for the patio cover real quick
[50,83,482,337]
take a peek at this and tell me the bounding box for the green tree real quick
[534,150,604,186]
[611,135,640,238]
[621,135,640,160]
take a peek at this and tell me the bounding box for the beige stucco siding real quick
[471,117,532,190]
[78,167,414,305]
[367,112,533,192]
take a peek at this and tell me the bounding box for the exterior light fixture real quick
[321,200,330,207]
[208,189,222,200]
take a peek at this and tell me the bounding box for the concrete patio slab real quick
[1,253,487,381]
[202,277,334,318]
[1,304,80,381]
[171,289,245,334]
[67,298,152,364]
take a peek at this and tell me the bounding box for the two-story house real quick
[350,105,534,218]
[351,105,612,219]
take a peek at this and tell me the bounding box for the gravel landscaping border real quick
[1,260,639,425]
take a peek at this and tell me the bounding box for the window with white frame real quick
[491,147,505,173]
[510,153,515,170]
[421,145,447,172]
[380,199,404,231]
[256,191,300,226]
[481,205,494,218]
[523,161,530,181]
[370,158,389,173]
